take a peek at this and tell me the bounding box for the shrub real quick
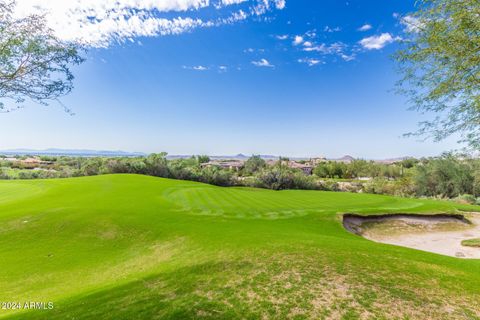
[413,155,474,198]
[18,171,40,179]
[364,178,395,195]
[243,155,266,175]
[145,153,170,177]
[454,194,476,205]
[254,168,317,190]
[197,166,234,187]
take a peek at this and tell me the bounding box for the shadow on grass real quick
[5,260,258,320]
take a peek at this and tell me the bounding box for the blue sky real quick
[0,0,461,158]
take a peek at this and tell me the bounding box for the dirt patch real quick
[343,213,480,259]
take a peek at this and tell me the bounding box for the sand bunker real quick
[343,213,480,259]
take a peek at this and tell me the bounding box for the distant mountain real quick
[330,155,356,163]
[374,156,413,164]
[167,154,283,160]
[327,155,413,164]
[0,148,146,157]
[0,149,415,162]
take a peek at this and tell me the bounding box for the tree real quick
[395,0,480,149]
[348,160,369,178]
[0,1,84,112]
[330,162,347,179]
[244,155,266,175]
[196,155,210,164]
[313,163,330,178]
[255,167,317,190]
[413,155,474,198]
[145,153,170,177]
[198,166,233,187]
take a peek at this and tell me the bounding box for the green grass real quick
[462,239,480,248]
[0,174,479,319]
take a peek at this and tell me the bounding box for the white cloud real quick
[13,0,286,48]
[183,65,209,70]
[400,15,423,33]
[298,58,322,67]
[303,41,313,47]
[358,24,372,32]
[276,34,289,40]
[275,0,286,9]
[221,0,248,5]
[251,0,286,16]
[293,35,304,46]
[359,33,394,50]
[244,48,265,53]
[299,41,354,63]
[252,58,274,67]
[341,53,355,61]
[324,26,341,33]
[304,30,317,38]
[303,42,346,54]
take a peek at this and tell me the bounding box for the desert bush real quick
[197,166,234,187]
[18,171,40,179]
[413,155,474,198]
[243,155,266,175]
[145,153,170,178]
[364,178,395,195]
[254,168,317,190]
[454,194,477,205]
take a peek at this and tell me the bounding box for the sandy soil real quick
[343,213,480,259]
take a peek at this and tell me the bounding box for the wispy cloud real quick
[183,65,209,71]
[340,53,355,61]
[275,0,286,9]
[324,26,341,33]
[303,42,346,54]
[304,30,317,38]
[14,0,286,48]
[359,33,394,50]
[244,48,265,53]
[252,58,274,68]
[358,24,372,32]
[298,58,322,67]
[220,0,248,6]
[400,15,423,33]
[278,27,356,64]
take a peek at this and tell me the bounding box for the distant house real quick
[310,157,327,166]
[265,160,277,167]
[263,159,314,175]
[288,161,313,175]
[201,160,244,171]
[3,157,53,166]
[23,157,42,164]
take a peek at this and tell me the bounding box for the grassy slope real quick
[0,174,479,320]
[462,239,480,248]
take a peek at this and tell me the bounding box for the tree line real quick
[1,153,480,204]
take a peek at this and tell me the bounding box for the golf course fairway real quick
[0,174,479,319]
